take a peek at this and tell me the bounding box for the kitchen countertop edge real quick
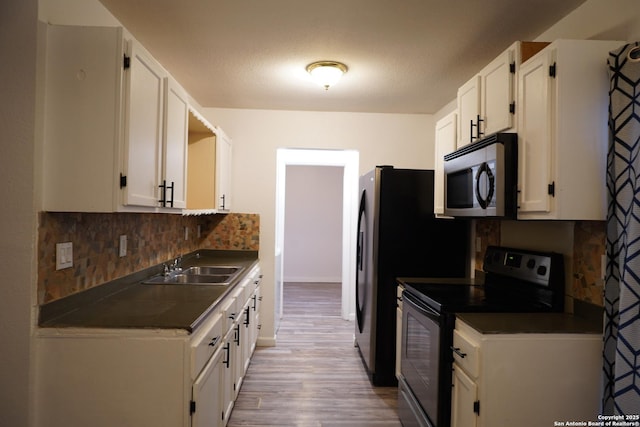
[38,249,259,333]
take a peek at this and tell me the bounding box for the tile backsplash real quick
[38,212,259,304]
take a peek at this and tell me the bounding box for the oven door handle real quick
[402,290,441,323]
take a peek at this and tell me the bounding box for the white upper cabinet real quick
[215,128,233,213]
[457,75,481,148]
[122,39,166,209]
[43,24,187,213]
[480,48,515,137]
[456,42,548,148]
[162,78,189,210]
[185,110,233,214]
[516,39,623,220]
[434,111,457,215]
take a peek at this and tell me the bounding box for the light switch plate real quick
[119,235,127,257]
[56,242,73,270]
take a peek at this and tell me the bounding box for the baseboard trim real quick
[283,277,342,283]
[257,336,276,347]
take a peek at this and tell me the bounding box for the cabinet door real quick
[163,78,188,209]
[481,47,515,136]
[517,49,553,214]
[43,25,124,212]
[123,40,165,208]
[451,366,478,427]
[457,76,481,148]
[250,284,261,354]
[221,333,235,423]
[192,346,223,427]
[434,112,457,215]
[216,129,231,212]
[216,131,233,212]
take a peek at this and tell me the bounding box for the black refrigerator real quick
[355,166,469,386]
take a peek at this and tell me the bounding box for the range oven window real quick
[402,292,441,426]
[446,168,473,209]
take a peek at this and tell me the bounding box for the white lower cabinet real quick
[192,340,224,427]
[450,318,602,427]
[35,265,261,427]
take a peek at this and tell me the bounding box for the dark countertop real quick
[38,250,259,332]
[456,312,602,335]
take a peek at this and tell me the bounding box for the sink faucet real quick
[162,255,183,276]
[173,255,183,272]
[162,263,171,276]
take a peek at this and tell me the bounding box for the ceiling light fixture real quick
[306,61,348,90]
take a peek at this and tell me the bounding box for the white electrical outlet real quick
[119,235,127,257]
[56,242,73,270]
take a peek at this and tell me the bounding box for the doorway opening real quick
[274,149,359,332]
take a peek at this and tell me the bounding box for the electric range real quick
[397,246,565,427]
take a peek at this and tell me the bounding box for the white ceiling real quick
[98,0,586,114]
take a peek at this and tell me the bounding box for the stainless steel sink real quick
[142,265,244,286]
[182,266,242,276]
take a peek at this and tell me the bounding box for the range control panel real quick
[483,246,563,288]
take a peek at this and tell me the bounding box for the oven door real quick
[401,290,443,427]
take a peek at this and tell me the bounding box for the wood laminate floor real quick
[227,282,402,427]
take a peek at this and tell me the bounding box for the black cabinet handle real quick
[223,343,230,367]
[167,181,174,207]
[208,335,221,347]
[158,180,167,206]
[158,180,175,207]
[476,114,484,138]
[470,119,475,142]
[451,346,467,358]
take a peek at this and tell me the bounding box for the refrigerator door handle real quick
[356,189,367,333]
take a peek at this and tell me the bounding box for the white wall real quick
[535,0,640,42]
[283,165,343,283]
[0,1,38,426]
[203,108,433,342]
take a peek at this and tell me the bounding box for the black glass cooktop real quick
[399,246,565,314]
[402,280,488,312]
[401,277,553,313]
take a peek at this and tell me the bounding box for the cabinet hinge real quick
[549,62,557,78]
[548,181,555,197]
[190,400,196,414]
[473,400,480,415]
[123,54,131,70]
[509,101,515,114]
[119,173,127,188]
[509,62,516,74]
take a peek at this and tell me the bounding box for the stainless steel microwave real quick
[444,133,518,218]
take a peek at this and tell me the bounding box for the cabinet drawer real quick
[452,329,480,378]
[190,311,223,379]
[221,294,237,332]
